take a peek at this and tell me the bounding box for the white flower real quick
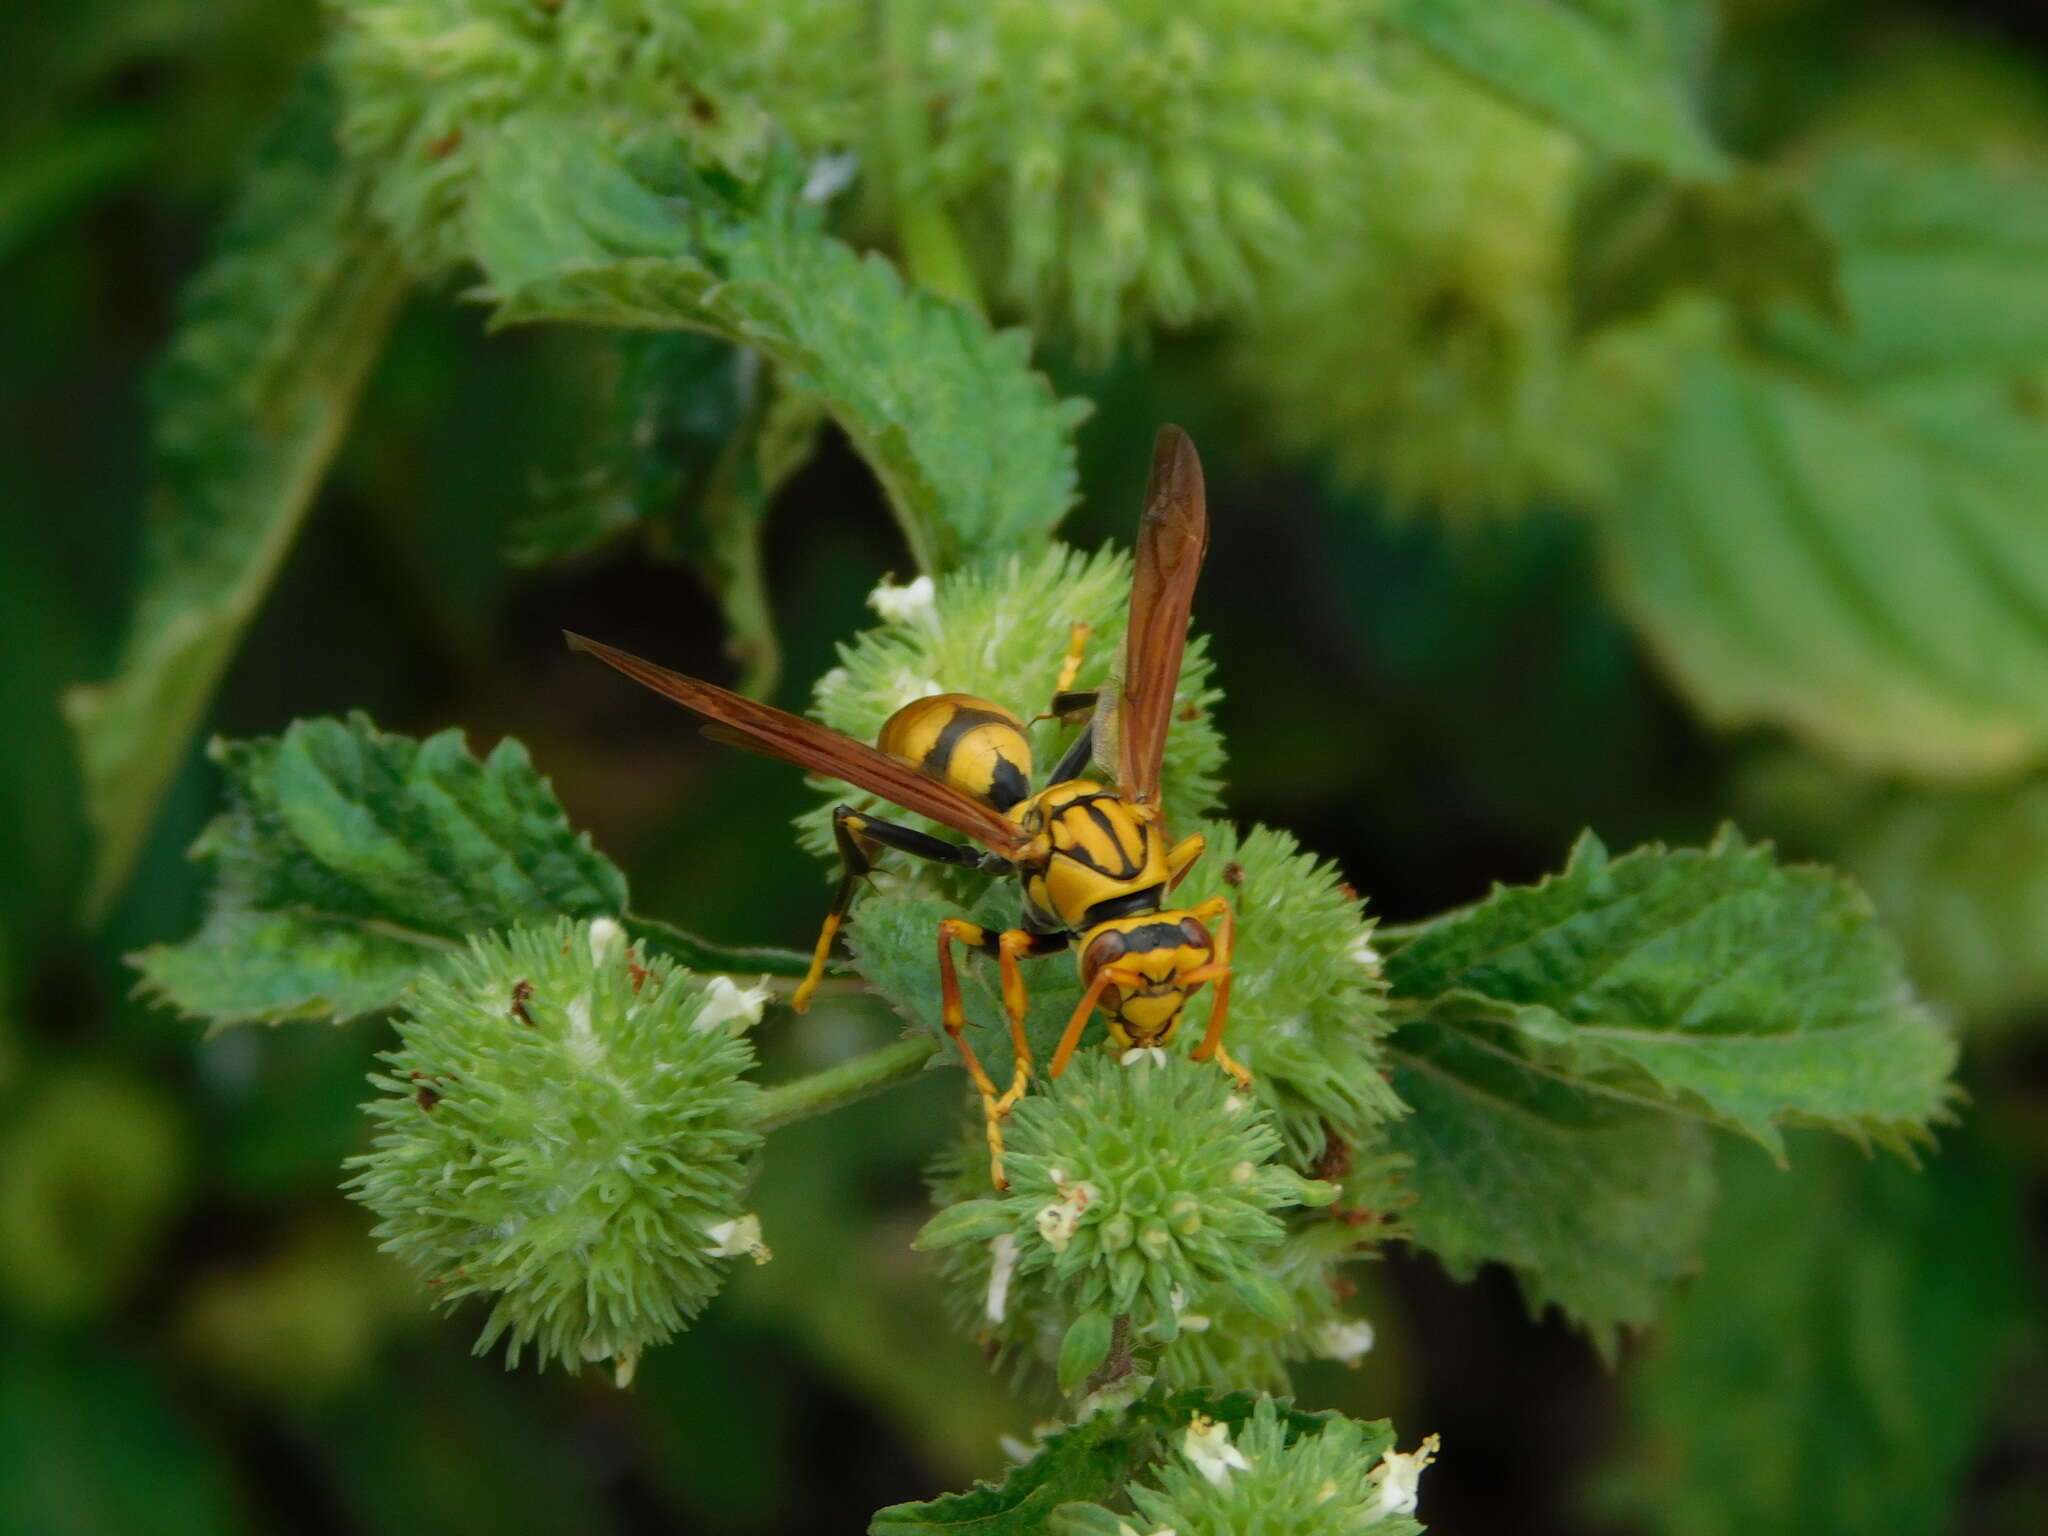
[1315,1316,1376,1365]
[1033,1176,1096,1253]
[694,975,773,1033]
[867,573,938,626]
[1181,1414,1253,1489]
[704,1213,773,1265]
[801,151,860,203]
[1348,931,1382,971]
[1119,1046,1169,1069]
[1366,1434,1440,1519]
[985,1232,1020,1323]
[587,917,627,965]
[579,1338,640,1389]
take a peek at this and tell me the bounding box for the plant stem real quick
[625,912,819,979]
[749,1035,941,1130]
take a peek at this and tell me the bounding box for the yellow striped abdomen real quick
[877,694,1033,811]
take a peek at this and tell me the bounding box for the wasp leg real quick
[1165,831,1206,893]
[937,919,1010,1187]
[1048,961,1144,1079]
[791,807,991,1013]
[1183,898,1250,1088]
[937,919,1068,1186]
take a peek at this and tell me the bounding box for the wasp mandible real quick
[568,426,1245,1186]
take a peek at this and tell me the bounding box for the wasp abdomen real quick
[877,694,1033,812]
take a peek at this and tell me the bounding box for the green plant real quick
[69,2,2036,1529]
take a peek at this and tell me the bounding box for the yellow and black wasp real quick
[567,426,1244,1185]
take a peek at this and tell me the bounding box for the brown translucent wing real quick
[1113,424,1209,805]
[565,633,1028,857]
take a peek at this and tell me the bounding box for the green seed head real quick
[918,1054,1335,1390]
[345,919,766,1383]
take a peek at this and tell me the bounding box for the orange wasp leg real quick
[793,806,996,1013]
[937,919,1070,1187]
[1048,963,1144,1080]
[1183,897,1250,1089]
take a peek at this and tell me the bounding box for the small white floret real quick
[1033,1175,1095,1253]
[587,917,627,965]
[1348,931,1382,971]
[1315,1317,1376,1365]
[705,1213,773,1264]
[1119,1046,1169,1069]
[1366,1433,1441,1518]
[985,1232,1020,1323]
[1181,1414,1253,1489]
[867,573,938,626]
[694,975,773,1033]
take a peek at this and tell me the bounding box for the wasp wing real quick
[566,632,1028,857]
[1112,424,1208,806]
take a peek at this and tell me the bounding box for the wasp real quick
[567,426,1244,1185]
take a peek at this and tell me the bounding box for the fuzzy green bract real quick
[346,920,763,1382]
[916,1055,1334,1387]
[133,714,627,1031]
[873,1387,1423,1536]
[331,0,862,271]
[1381,828,1956,1346]
[918,0,1375,357]
[1117,1396,1424,1536]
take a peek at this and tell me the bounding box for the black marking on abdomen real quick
[921,706,1016,779]
[1081,886,1166,929]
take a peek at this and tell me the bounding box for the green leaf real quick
[1381,829,1955,1344]
[1388,1021,1715,1348]
[1597,148,2048,779]
[63,67,407,918]
[1384,830,1954,1156]
[1057,1310,1116,1395]
[1609,1127,2027,1535]
[1383,0,1723,179]
[467,118,1087,573]
[1744,753,2048,1031]
[867,1398,1140,1536]
[132,714,626,1030]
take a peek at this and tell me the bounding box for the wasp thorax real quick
[876,693,1034,811]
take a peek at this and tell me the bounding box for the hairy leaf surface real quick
[134,715,625,1029]
[1382,830,1953,1342]
[467,119,1086,573]
[64,69,407,916]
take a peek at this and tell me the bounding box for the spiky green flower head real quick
[799,546,1224,874]
[1075,1397,1434,1535]
[1153,1216,1385,1394]
[1236,37,1595,516]
[919,0,1379,358]
[346,918,770,1384]
[331,0,862,269]
[917,1054,1335,1394]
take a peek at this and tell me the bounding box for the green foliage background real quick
[3,0,2045,1531]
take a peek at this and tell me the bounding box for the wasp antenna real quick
[564,630,595,653]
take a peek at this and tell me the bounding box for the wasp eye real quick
[1179,916,1212,949]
